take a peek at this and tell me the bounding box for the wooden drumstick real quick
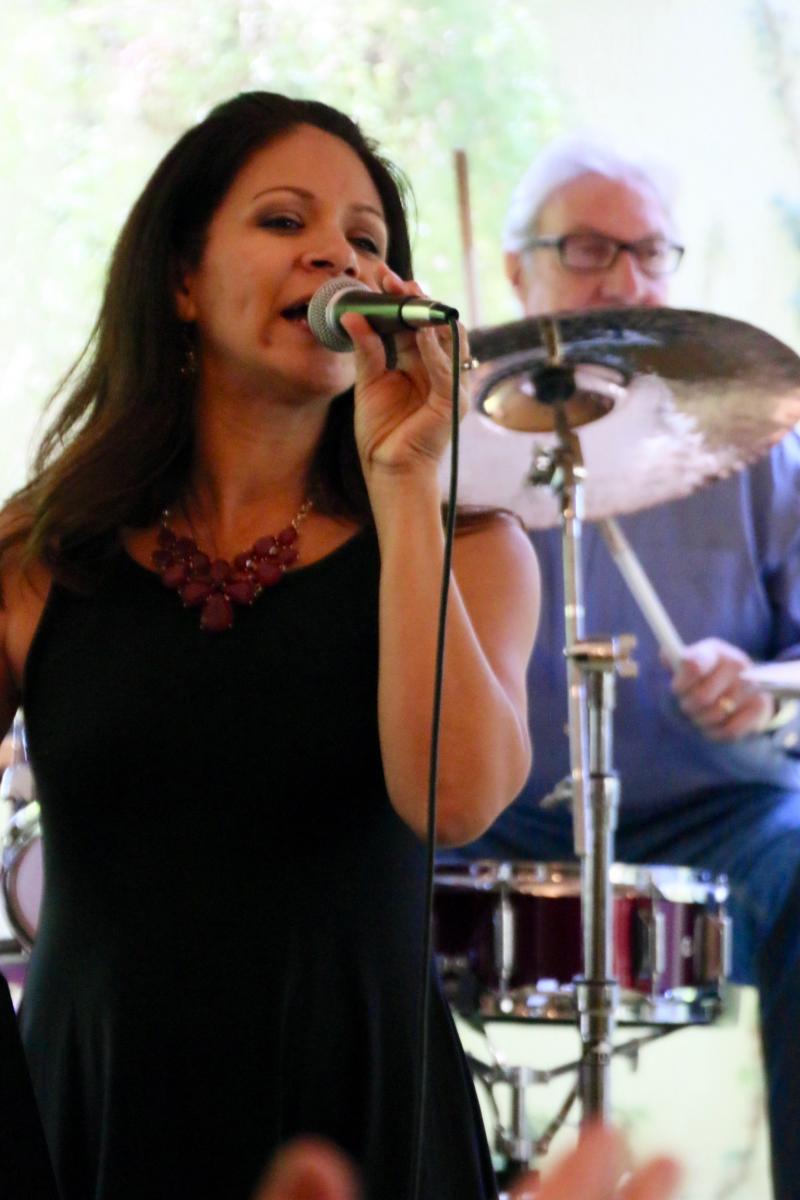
[600,517,685,669]
[453,149,482,329]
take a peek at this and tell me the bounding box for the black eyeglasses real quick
[524,232,685,278]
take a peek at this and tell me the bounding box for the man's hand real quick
[671,637,774,741]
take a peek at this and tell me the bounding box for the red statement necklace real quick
[152,499,313,632]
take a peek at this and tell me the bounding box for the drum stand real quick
[466,1024,684,1190]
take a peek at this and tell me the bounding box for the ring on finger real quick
[718,695,737,716]
[460,356,479,372]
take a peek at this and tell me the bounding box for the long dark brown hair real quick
[1,92,414,588]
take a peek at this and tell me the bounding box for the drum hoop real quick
[1,801,41,952]
[2,801,41,858]
[434,859,727,903]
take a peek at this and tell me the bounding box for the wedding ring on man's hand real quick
[718,695,737,716]
[460,356,479,372]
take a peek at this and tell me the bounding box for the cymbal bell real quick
[481,363,620,432]
[451,307,800,527]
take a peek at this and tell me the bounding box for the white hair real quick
[502,134,679,252]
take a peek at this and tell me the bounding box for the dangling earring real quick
[179,328,198,379]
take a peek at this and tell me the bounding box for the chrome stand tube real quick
[526,377,636,1128]
[569,647,632,1122]
[545,408,618,1124]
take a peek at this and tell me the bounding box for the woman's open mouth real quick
[281,299,310,330]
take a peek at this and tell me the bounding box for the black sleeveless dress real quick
[19,529,496,1200]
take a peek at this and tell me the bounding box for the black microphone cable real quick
[407,314,463,1200]
[309,281,470,1198]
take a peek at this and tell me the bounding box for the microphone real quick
[307,275,459,352]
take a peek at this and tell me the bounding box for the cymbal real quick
[450,307,800,528]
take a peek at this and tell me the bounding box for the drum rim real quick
[1,801,41,952]
[434,859,728,902]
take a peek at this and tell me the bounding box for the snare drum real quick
[1,802,43,952]
[434,861,730,1026]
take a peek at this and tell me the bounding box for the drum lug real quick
[644,906,667,990]
[694,912,732,983]
[721,914,733,978]
[493,887,516,999]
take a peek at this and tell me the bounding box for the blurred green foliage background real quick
[1,0,798,495]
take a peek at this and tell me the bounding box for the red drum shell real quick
[434,861,729,1026]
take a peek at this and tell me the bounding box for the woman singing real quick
[0,92,538,1199]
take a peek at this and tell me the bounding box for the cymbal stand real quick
[526,319,636,1125]
[569,635,635,1121]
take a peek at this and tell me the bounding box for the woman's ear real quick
[173,261,198,323]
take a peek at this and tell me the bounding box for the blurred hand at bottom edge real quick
[253,1124,681,1200]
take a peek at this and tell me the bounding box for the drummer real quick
[456,136,800,1200]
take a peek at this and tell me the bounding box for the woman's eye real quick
[352,236,381,255]
[258,215,302,231]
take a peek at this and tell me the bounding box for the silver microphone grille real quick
[306,276,361,353]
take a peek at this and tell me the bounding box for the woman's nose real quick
[300,237,359,278]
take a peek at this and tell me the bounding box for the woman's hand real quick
[341,269,469,485]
